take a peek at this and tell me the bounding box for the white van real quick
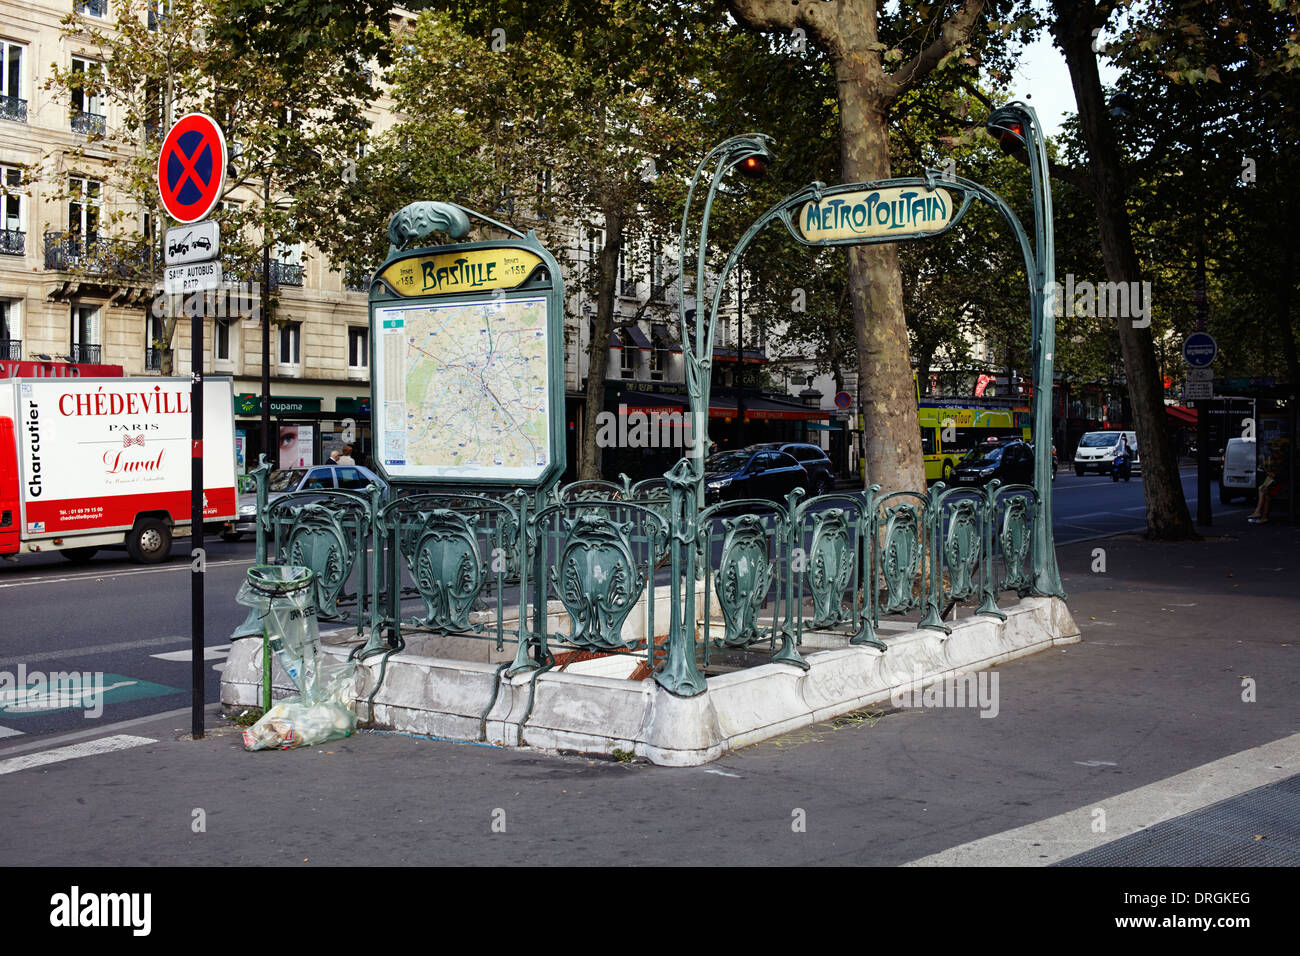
[1219,437,1258,504]
[1073,430,1139,476]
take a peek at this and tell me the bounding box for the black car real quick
[949,439,1035,487]
[704,449,811,504]
[746,442,835,495]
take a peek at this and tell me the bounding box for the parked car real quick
[223,464,387,540]
[704,449,810,504]
[746,442,835,495]
[1219,438,1259,504]
[1073,430,1140,476]
[949,439,1035,487]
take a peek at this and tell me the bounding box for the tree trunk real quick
[579,201,623,481]
[1053,0,1197,540]
[838,61,928,494]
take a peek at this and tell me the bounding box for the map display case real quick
[368,229,566,490]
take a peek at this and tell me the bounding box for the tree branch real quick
[886,0,989,103]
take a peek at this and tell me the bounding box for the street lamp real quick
[656,132,774,698]
[986,102,1065,597]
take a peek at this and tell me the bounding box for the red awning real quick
[1165,405,1197,424]
[708,396,829,421]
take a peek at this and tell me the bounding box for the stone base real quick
[221,596,1080,766]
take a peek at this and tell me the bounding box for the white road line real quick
[150,644,232,663]
[0,725,24,738]
[904,732,1300,866]
[0,636,189,667]
[0,733,156,776]
[0,558,254,589]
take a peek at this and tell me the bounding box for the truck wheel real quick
[220,530,242,543]
[127,518,172,564]
[61,547,98,563]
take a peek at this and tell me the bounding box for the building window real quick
[618,247,636,298]
[148,0,168,30]
[214,318,233,363]
[619,331,636,380]
[278,321,300,365]
[77,0,108,17]
[145,315,162,370]
[70,58,105,135]
[648,346,665,381]
[649,242,665,300]
[0,299,20,359]
[68,176,101,239]
[0,40,26,123]
[347,327,368,369]
[2,166,24,255]
[71,303,100,364]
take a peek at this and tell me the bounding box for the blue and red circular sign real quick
[156,113,227,223]
[834,390,852,409]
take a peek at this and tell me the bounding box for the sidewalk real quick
[0,511,1295,866]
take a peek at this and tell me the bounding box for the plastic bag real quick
[237,565,358,751]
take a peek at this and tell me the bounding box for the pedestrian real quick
[1248,440,1288,524]
[338,444,356,465]
[328,447,342,464]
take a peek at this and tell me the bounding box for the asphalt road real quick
[0,461,1254,744]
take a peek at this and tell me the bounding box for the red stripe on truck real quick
[24,487,237,535]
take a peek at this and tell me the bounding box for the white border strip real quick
[905,732,1300,866]
[0,734,156,775]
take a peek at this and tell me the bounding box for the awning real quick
[1165,405,1197,424]
[709,395,829,421]
[651,324,683,353]
[712,347,768,364]
[608,388,690,414]
[607,325,652,350]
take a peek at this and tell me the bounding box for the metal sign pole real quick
[191,291,205,739]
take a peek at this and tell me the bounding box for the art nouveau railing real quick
[242,460,1043,691]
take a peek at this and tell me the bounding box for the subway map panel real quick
[374,297,549,480]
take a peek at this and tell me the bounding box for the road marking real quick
[704,769,741,778]
[151,644,232,663]
[0,725,24,738]
[0,558,254,589]
[0,635,189,667]
[0,733,155,776]
[1075,760,1118,767]
[904,731,1300,866]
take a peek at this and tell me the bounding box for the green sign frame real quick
[367,201,566,490]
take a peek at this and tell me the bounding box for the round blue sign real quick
[834,391,852,409]
[1183,332,1217,368]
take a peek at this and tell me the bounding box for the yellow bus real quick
[919,400,1032,482]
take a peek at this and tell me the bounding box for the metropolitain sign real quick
[796,186,957,244]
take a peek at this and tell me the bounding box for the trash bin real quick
[235,564,356,751]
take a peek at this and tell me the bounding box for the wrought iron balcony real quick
[71,343,101,364]
[0,339,20,360]
[44,232,156,278]
[344,266,371,292]
[270,260,303,287]
[0,229,24,256]
[71,110,107,136]
[0,95,27,124]
[145,347,162,370]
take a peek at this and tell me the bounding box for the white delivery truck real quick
[0,377,237,564]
